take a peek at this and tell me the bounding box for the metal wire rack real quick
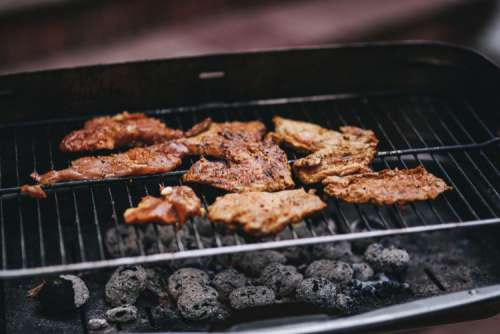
[0,92,499,278]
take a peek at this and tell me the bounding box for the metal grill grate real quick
[0,92,499,278]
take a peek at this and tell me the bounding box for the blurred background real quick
[2,0,500,74]
[2,0,500,333]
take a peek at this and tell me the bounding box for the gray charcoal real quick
[88,318,110,331]
[352,262,375,281]
[176,285,221,321]
[280,246,311,265]
[157,225,177,245]
[235,250,286,276]
[105,266,147,307]
[105,225,140,258]
[144,267,169,302]
[212,269,247,300]
[38,275,89,312]
[305,260,354,284]
[296,277,337,308]
[335,293,355,314]
[364,243,410,274]
[151,302,182,327]
[229,286,276,310]
[348,275,410,298]
[211,303,232,322]
[349,220,381,254]
[258,263,303,298]
[63,275,90,308]
[106,305,138,323]
[311,241,353,261]
[168,267,210,300]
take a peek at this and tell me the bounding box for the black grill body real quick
[0,42,499,333]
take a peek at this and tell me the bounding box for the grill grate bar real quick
[362,99,449,224]
[441,101,500,187]
[89,187,106,260]
[405,104,497,217]
[46,127,68,265]
[338,108,422,229]
[71,191,86,262]
[379,99,475,220]
[143,184,167,254]
[124,184,146,256]
[31,137,47,266]
[352,115,427,226]
[107,187,126,258]
[429,103,500,213]
[13,133,27,268]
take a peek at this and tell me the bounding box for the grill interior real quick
[0,91,499,277]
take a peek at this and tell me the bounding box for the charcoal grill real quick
[0,42,500,333]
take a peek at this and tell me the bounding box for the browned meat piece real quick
[272,116,378,152]
[31,142,188,184]
[183,139,294,192]
[124,186,204,226]
[208,189,326,236]
[293,143,377,184]
[322,166,452,206]
[184,117,213,137]
[179,119,266,157]
[60,112,183,152]
[20,184,47,199]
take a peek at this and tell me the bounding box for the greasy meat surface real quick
[31,142,188,184]
[272,116,378,152]
[20,185,47,199]
[208,188,326,236]
[183,139,295,192]
[60,112,183,152]
[179,119,266,157]
[323,166,451,205]
[293,143,377,184]
[124,186,204,226]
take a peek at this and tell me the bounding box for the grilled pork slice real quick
[20,184,47,199]
[183,139,295,192]
[272,116,378,152]
[124,186,204,226]
[323,166,451,205]
[60,112,183,152]
[179,118,267,157]
[30,142,188,184]
[208,188,326,236]
[293,143,377,184]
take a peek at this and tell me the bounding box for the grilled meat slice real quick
[183,139,295,192]
[179,119,266,157]
[60,112,183,152]
[124,186,204,226]
[272,116,378,152]
[293,143,377,184]
[208,189,326,236]
[20,184,47,199]
[30,142,188,184]
[322,166,451,205]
